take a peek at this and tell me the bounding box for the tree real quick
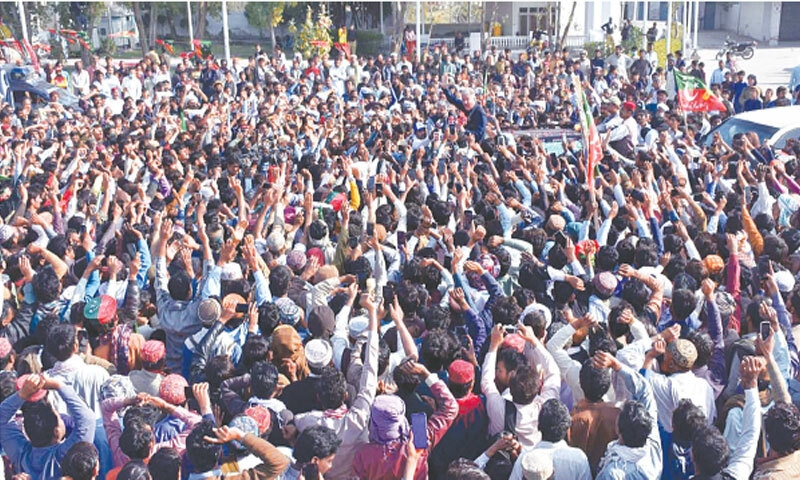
[245,2,296,49]
[190,1,219,41]
[392,1,406,54]
[559,1,578,49]
[291,5,332,59]
[131,2,149,56]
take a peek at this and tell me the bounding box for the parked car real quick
[701,106,800,149]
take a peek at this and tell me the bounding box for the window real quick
[518,6,556,35]
[100,28,107,36]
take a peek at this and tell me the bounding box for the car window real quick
[704,119,779,147]
[774,128,800,149]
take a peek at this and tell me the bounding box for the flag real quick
[674,70,727,112]
[21,39,39,73]
[576,85,602,186]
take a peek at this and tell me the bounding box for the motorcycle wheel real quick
[716,50,725,61]
[742,47,754,60]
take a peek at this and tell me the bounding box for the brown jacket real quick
[568,400,621,477]
[198,433,290,480]
[753,450,800,480]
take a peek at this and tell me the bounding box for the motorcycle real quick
[716,35,757,61]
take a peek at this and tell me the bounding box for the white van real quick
[702,106,800,149]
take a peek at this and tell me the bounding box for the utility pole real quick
[222,0,230,63]
[666,0,672,54]
[187,1,194,45]
[415,0,421,60]
[17,0,28,46]
[693,0,700,49]
[643,0,649,49]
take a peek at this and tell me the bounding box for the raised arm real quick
[701,279,727,393]
[724,357,764,479]
[726,234,742,333]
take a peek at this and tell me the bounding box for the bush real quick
[98,38,117,56]
[621,26,644,53]
[354,31,385,56]
[584,41,605,55]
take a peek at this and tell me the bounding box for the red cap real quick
[140,340,166,364]
[244,405,272,434]
[448,359,475,384]
[622,101,637,111]
[16,375,47,403]
[501,333,526,353]
[0,337,12,358]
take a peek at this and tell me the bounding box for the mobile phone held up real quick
[554,230,568,248]
[760,321,771,341]
[411,412,429,449]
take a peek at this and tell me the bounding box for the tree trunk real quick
[166,16,178,39]
[195,1,208,40]
[133,2,149,56]
[148,3,158,48]
[270,23,277,50]
[484,1,498,50]
[559,0,577,49]
[546,2,552,46]
[392,1,405,54]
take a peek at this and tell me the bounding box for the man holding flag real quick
[575,82,604,188]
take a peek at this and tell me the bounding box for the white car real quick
[702,105,800,149]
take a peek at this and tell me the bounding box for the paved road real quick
[690,30,800,91]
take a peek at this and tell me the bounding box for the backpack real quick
[504,399,517,434]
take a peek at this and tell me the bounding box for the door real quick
[780,3,800,41]
[703,2,716,30]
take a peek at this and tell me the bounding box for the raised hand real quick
[203,425,246,445]
[661,324,681,344]
[18,374,46,401]
[649,338,667,357]
[592,350,621,371]
[740,355,766,389]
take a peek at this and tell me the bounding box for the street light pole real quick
[187,1,194,45]
[694,0,700,50]
[415,0,421,60]
[666,0,672,54]
[643,0,649,49]
[17,0,28,46]
[222,0,230,63]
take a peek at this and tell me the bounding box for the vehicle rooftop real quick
[730,105,800,129]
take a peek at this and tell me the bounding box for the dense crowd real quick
[1,36,800,480]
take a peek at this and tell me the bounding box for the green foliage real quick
[584,41,606,56]
[48,36,66,61]
[354,31,386,56]
[99,37,118,55]
[244,3,281,32]
[621,25,644,53]
[291,5,333,59]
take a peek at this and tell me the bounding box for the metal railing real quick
[423,34,589,53]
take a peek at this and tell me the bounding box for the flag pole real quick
[575,77,597,210]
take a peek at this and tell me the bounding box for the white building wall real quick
[716,2,781,44]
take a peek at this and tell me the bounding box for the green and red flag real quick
[674,70,727,112]
[576,84,602,186]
